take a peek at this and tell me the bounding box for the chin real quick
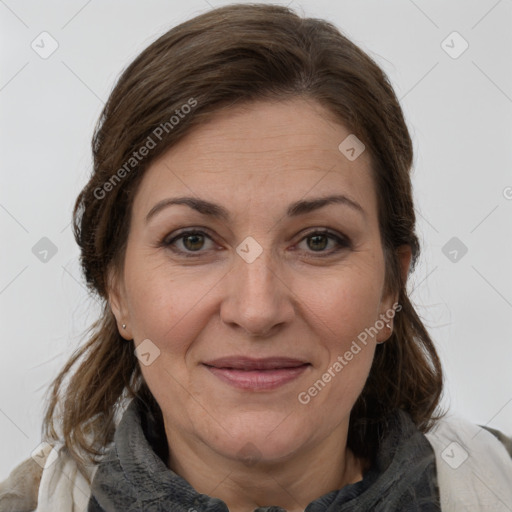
[205,411,313,465]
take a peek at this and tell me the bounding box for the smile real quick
[202,357,311,391]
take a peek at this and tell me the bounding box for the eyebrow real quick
[145,194,365,224]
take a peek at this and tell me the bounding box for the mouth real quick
[202,357,311,391]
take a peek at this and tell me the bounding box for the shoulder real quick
[0,442,96,512]
[0,456,43,512]
[425,413,512,511]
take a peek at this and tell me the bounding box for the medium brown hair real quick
[43,2,444,480]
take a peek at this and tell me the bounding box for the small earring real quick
[122,324,126,329]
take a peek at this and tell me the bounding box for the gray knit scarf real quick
[87,398,441,511]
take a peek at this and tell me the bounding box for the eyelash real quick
[161,228,351,258]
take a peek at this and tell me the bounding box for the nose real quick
[220,246,295,338]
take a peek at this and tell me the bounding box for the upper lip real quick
[203,357,310,370]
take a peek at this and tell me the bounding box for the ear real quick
[106,266,133,341]
[397,244,412,285]
[376,244,412,343]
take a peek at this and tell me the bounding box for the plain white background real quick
[1,0,511,480]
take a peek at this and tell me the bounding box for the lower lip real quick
[204,364,310,391]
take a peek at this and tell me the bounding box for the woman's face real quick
[109,98,409,466]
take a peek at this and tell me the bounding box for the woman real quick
[1,3,511,511]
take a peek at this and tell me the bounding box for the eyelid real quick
[296,228,352,254]
[162,226,351,257]
[160,227,215,254]
[163,227,216,245]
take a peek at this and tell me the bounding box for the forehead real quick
[133,98,377,223]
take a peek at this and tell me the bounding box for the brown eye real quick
[182,233,206,251]
[164,230,216,257]
[307,234,330,252]
[297,230,351,256]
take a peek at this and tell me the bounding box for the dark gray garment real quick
[88,397,441,511]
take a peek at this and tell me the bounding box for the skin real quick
[109,98,412,512]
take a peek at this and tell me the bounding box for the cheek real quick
[292,265,383,403]
[124,244,385,350]
[122,250,225,360]
[297,262,384,340]
[123,261,214,412]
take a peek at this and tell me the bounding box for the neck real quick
[164,421,368,512]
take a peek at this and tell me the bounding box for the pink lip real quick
[203,357,310,391]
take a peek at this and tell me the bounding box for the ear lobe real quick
[106,267,132,340]
[376,244,412,344]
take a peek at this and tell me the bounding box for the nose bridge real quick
[220,238,293,336]
[237,243,277,299]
